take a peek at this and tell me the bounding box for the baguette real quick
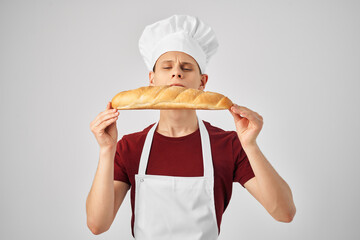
[111,85,233,110]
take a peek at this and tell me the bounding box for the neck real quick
[156,109,199,137]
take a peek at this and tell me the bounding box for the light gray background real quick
[1,0,359,239]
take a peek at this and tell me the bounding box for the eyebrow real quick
[161,60,194,66]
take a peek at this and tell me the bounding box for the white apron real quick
[134,116,219,240]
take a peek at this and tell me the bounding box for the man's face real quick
[149,51,208,90]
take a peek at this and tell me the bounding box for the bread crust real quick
[111,85,233,110]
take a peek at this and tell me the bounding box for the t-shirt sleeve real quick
[232,132,255,188]
[114,136,131,186]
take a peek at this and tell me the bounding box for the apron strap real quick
[138,116,214,178]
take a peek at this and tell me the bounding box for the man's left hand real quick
[229,104,263,147]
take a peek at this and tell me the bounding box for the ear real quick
[149,71,155,86]
[199,74,208,90]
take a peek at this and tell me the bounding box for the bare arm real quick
[87,102,130,234]
[113,180,131,220]
[243,144,296,222]
[86,147,115,234]
[229,105,296,222]
[86,147,131,234]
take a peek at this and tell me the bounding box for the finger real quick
[231,105,259,121]
[232,104,258,117]
[238,107,263,122]
[94,104,118,122]
[229,109,243,121]
[91,104,117,131]
[255,112,263,120]
[97,102,112,122]
[253,113,262,121]
[94,116,119,132]
[107,101,116,110]
[101,110,119,123]
[230,105,246,118]
[109,101,118,113]
[94,111,120,128]
[232,104,251,113]
[110,101,117,110]
[97,116,118,133]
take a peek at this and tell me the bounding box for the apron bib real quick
[134,116,219,240]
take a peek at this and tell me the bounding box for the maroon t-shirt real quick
[114,120,255,237]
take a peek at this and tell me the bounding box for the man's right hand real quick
[90,101,119,150]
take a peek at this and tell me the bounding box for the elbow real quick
[87,221,102,235]
[268,198,296,223]
[276,213,295,223]
[275,205,296,223]
[86,203,112,235]
[87,218,109,235]
[88,224,107,235]
[89,227,102,235]
[263,182,297,223]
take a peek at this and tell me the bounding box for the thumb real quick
[229,108,243,121]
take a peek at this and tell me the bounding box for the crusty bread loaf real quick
[111,85,233,110]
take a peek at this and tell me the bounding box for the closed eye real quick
[162,67,192,71]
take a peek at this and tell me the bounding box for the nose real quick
[172,65,183,79]
[172,73,183,78]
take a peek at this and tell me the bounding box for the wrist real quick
[100,145,116,154]
[242,141,259,151]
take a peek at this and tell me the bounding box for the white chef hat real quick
[138,14,219,74]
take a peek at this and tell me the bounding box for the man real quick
[87,15,296,239]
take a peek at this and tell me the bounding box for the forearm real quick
[243,143,296,221]
[86,147,116,234]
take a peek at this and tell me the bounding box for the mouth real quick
[170,84,185,87]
